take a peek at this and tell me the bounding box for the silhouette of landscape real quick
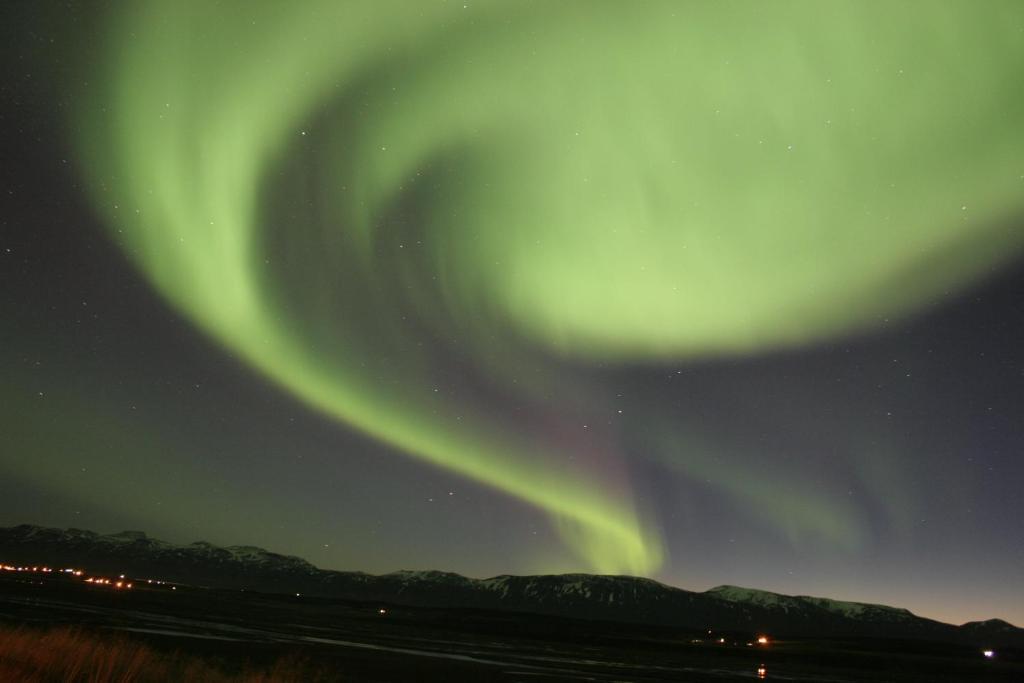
[1,525,1020,681]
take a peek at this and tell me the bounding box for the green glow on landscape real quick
[73,1,1024,573]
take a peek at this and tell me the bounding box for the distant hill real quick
[1,524,1019,648]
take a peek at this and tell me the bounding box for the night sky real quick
[2,1,1023,627]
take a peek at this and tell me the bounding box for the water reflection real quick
[757,664,767,679]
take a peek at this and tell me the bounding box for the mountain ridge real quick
[1,523,1019,648]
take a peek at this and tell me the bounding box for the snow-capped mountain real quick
[707,585,916,623]
[1,524,1019,648]
[0,524,318,585]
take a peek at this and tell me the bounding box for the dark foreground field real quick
[0,572,1019,682]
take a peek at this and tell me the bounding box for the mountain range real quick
[1,524,1019,648]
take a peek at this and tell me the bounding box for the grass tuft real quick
[0,624,336,682]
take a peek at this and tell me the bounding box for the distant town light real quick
[379,608,387,615]
[757,636,769,645]
[983,650,995,659]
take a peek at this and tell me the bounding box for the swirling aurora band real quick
[72,1,1024,574]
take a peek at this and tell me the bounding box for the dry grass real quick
[0,624,336,682]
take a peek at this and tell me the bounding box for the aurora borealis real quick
[2,0,1024,625]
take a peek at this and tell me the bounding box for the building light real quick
[983,650,995,659]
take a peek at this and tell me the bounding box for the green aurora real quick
[70,1,1024,574]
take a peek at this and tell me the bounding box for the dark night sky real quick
[2,1,1022,626]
